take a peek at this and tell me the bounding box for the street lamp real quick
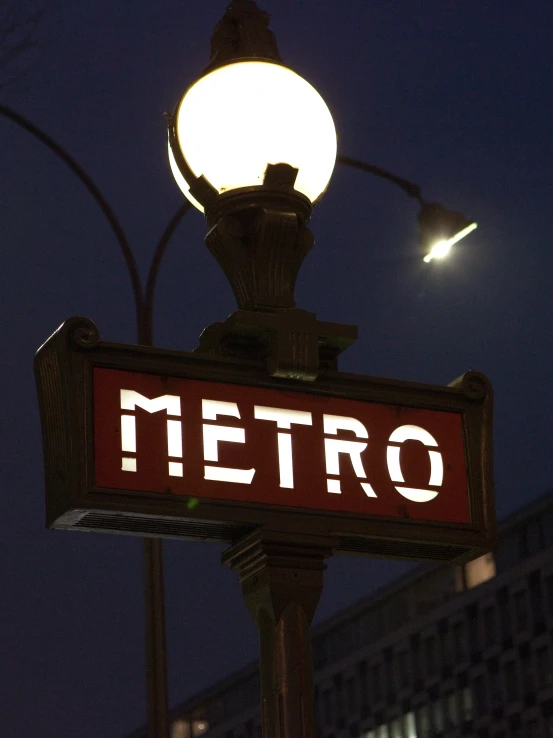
[168,61,336,212]
[167,0,357,385]
[419,202,477,263]
[168,0,336,218]
[3,3,482,736]
[337,156,478,263]
[164,3,483,738]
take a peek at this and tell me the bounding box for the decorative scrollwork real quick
[67,317,100,350]
[449,370,490,400]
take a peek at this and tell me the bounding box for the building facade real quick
[127,492,553,738]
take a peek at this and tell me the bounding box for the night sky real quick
[2,1,553,736]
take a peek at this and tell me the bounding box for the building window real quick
[453,621,467,662]
[504,661,519,702]
[346,677,357,715]
[398,651,409,688]
[424,636,436,678]
[192,720,209,737]
[488,658,502,706]
[403,711,417,738]
[461,686,473,721]
[334,674,344,723]
[371,663,382,703]
[473,674,488,717]
[497,588,512,640]
[322,689,332,725]
[546,575,553,619]
[513,590,529,632]
[358,661,369,715]
[527,518,544,554]
[390,718,402,738]
[468,610,480,654]
[537,645,552,689]
[465,553,496,589]
[171,720,190,738]
[432,699,445,733]
[529,570,544,623]
[410,634,423,689]
[445,691,459,728]
[520,647,534,694]
[416,705,430,738]
[384,649,394,699]
[483,605,497,647]
[439,628,451,670]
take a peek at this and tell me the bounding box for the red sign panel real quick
[94,367,470,524]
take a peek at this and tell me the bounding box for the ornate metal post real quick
[223,531,337,738]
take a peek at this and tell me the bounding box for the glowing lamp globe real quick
[168,60,337,213]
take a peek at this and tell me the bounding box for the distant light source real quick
[424,222,478,263]
[168,60,337,213]
[418,202,477,263]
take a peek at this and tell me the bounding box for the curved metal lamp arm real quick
[142,201,192,344]
[337,154,424,205]
[0,104,144,328]
[0,103,176,738]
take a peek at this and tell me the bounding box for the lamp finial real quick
[206,0,282,72]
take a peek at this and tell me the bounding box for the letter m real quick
[120,390,183,476]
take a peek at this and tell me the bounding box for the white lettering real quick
[120,390,183,476]
[121,457,137,472]
[120,390,181,416]
[253,406,313,488]
[323,414,368,439]
[202,399,255,485]
[202,399,240,421]
[323,414,376,497]
[386,424,443,503]
[121,414,136,452]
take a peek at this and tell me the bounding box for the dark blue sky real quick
[2,1,552,736]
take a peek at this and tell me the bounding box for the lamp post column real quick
[223,531,336,738]
[168,4,354,737]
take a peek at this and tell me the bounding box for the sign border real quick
[35,317,495,563]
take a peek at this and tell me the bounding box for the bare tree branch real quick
[0,0,47,94]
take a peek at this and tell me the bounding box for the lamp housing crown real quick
[206,0,282,72]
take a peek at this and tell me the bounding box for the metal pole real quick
[0,105,185,738]
[144,538,169,738]
[223,530,336,738]
[139,207,192,738]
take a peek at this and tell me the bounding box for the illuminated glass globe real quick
[169,60,337,212]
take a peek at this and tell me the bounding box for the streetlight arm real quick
[1,102,175,737]
[0,104,144,328]
[142,200,192,344]
[337,154,424,204]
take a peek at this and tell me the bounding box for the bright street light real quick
[169,60,337,211]
[423,222,478,263]
[418,201,477,263]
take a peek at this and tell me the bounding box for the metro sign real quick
[96,368,468,522]
[35,318,495,563]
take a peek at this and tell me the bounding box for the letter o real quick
[386,424,443,503]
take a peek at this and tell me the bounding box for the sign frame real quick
[35,317,495,563]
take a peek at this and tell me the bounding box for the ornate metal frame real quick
[35,317,495,564]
